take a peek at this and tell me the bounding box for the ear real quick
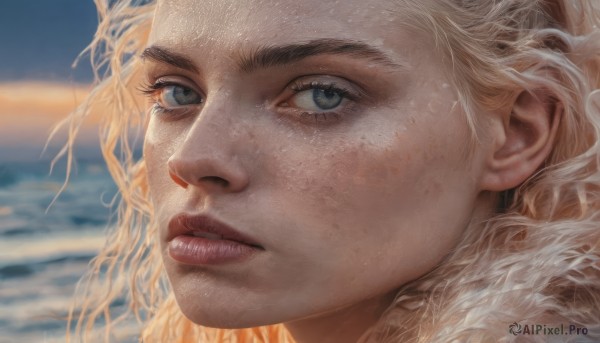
[480,90,562,192]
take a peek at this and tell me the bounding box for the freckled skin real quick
[143,0,496,342]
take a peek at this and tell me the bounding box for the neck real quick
[283,289,400,343]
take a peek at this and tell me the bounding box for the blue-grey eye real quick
[161,85,202,107]
[312,89,343,110]
[293,88,344,111]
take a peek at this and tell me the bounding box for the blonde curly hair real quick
[57,0,600,342]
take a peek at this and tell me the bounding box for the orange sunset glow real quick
[0,81,92,134]
[0,81,100,160]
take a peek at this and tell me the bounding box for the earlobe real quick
[480,90,562,192]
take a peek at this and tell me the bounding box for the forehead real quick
[150,0,425,60]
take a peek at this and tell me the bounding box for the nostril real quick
[200,176,230,188]
[169,169,189,189]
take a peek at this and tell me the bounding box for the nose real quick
[167,109,250,193]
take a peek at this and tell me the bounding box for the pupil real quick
[313,89,342,110]
[174,86,200,104]
[323,89,335,99]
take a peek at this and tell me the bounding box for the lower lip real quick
[168,235,261,265]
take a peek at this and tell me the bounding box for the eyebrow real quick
[141,45,199,73]
[237,38,406,72]
[140,38,407,74]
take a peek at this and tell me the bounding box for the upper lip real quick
[167,213,263,248]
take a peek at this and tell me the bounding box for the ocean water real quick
[0,159,139,342]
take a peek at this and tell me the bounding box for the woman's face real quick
[143,0,489,337]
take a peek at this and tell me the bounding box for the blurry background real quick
[0,1,136,341]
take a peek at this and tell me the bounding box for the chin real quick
[175,298,278,329]
[168,276,279,329]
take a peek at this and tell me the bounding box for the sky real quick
[0,0,100,161]
[0,0,98,82]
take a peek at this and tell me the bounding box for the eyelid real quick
[289,80,356,104]
[270,76,366,125]
[287,75,367,100]
[143,76,203,100]
[140,74,200,93]
[139,76,204,121]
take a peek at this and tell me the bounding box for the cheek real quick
[143,118,181,196]
[268,108,475,284]
[277,124,447,231]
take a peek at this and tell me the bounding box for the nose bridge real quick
[168,93,249,192]
[193,101,233,146]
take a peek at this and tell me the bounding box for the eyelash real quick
[290,81,354,100]
[285,81,360,124]
[139,79,361,124]
[139,80,199,117]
